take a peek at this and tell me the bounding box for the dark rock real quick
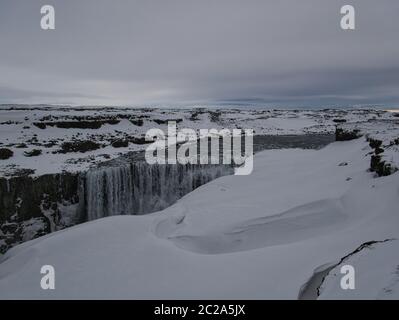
[1,222,18,234]
[111,139,129,148]
[209,111,222,123]
[335,128,362,141]
[33,119,120,130]
[129,137,153,145]
[59,140,101,153]
[33,122,46,129]
[367,137,397,176]
[8,168,36,177]
[24,149,42,157]
[0,173,80,224]
[0,172,82,253]
[370,154,381,172]
[0,148,13,160]
[370,155,396,176]
[189,109,205,121]
[15,143,28,149]
[368,138,382,149]
[375,147,384,155]
[333,119,347,123]
[55,121,104,129]
[0,120,21,125]
[338,162,348,166]
[130,119,144,126]
[43,141,58,148]
[153,119,183,125]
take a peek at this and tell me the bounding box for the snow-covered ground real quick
[0,105,396,176]
[318,239,399,299]
[338,119,399,172]
[1,137,398,299]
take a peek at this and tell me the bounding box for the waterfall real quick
[83,134,336,221]
[84,161,233,221]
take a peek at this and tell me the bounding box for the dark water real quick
[97,134,335,166]
[252,134,334,153]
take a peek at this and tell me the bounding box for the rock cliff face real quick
[0,160,233,253]
[0,133,358,254]
[0,173,83,253]
[334,124,398,177]
[368,137,398,177]
[335,127,362,141]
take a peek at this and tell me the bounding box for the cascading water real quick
[1,133,335,253]
[82,134,335,221]
[84,161,233,221]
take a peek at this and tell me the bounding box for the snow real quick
[319,240,399,300]
[1,137,398,299]
[0,106,396,177]
[20,218,47,242]
[337,119,399,171]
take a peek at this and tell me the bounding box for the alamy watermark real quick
[40,4,356,31]
[340,264,355,290]
[40,5,55,30]
[144,121,254,175]
[40,265,55,290]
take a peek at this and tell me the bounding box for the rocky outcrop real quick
[129,136,153,145]
[111,139,129,148]
[335,127,362,141]
[0,173,83,253]
[153,118,183,125]
[58,140,102,153]
[368,137,398,177]
[335,126,398,177]
[34,119,120,130]
[24,149,42,157]
[0,148,13,160]
[130,119,144,126]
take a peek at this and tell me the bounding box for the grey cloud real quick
[0,0,399,107]
[0,86,109,105]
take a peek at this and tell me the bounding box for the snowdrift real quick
[0,138,398,299]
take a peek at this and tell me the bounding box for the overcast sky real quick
[0,0,399,108]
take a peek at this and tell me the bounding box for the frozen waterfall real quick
[84,161,233,221]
